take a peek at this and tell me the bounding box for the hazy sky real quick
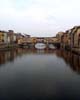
[0,0,80,37]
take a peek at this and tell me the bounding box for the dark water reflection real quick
[0,48,80,100]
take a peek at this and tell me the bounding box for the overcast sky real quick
[0,0,80,37]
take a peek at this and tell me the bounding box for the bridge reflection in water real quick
[0,48,80,73]
[35,43,46,49]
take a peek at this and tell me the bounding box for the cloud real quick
[0,0,80,36]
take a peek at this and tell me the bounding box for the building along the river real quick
[7,30,16,44]
[66,26,80,53]
[55,26,80,54]
[56,32,65,48]
[60,30,71,50]
[0,31,8,49]
[69,26,80,48]
[16,33,24,45]
[0,31,4,44]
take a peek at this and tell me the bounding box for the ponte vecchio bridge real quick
[20,37,60,49]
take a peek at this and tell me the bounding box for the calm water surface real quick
[0,48,80,100]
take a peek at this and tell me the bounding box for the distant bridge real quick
[19,37,60,49]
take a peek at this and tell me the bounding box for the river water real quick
[0,48,80,100]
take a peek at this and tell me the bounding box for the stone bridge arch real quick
[20,37,60,49]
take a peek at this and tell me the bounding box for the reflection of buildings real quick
[0,48,56,65]
[0,48,80,74]
[0,49,19,65]
[0,48,35,65]
[56,49,80,73]
[0,53,6,65]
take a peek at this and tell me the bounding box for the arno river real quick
[0,48,80,100]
